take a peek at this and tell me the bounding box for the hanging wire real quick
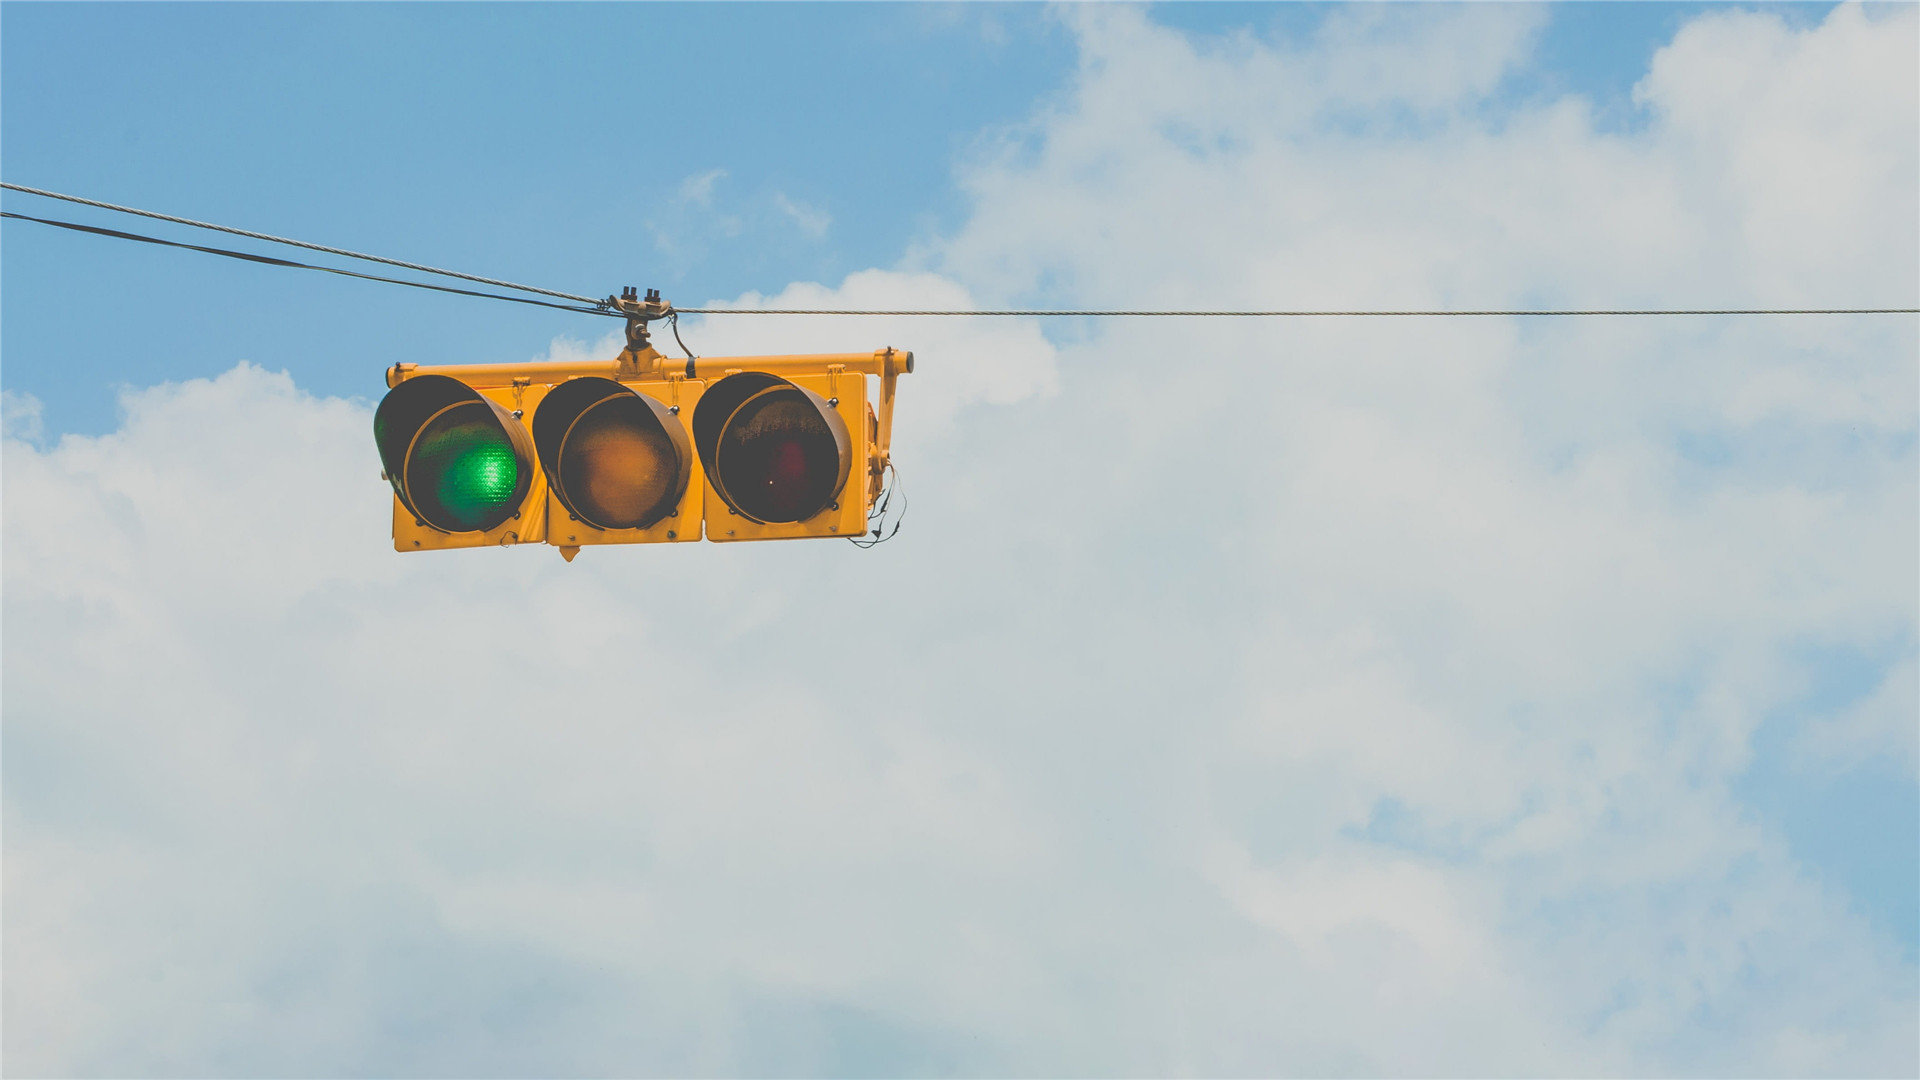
[668,311,697,359]
[848,462,906,548]
[3,182,1913,319]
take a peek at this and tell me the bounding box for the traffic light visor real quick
[694,372,850,524]
[375,374,534,533]
[532,377,691,531]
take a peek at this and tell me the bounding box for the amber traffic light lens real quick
[715,388,842,523]
[533,376,691,533]
[560,396,680,530]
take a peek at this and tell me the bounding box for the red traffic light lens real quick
[715,388,844,523]
[693,372,852,526]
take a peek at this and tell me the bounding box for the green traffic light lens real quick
[409,405,522,532]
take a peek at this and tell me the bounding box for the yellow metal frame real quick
[385,342,912,552]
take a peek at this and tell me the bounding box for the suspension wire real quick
[1,181,602,305]
[4,181,1914,319]
[672,306,1919,317]
[0,211,618,317]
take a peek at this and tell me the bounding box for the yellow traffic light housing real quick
[374,289,911,555]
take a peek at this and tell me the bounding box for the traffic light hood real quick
[532,376,692,532]
[693,371,852,525]
[374,373,536,534]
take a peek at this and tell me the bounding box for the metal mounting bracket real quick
[604,285,673,351]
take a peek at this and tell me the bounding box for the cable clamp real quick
[604,286,677,357]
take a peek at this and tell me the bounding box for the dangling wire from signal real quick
[849,462,906,548]
[668,311,697,360]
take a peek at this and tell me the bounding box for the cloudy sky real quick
[3,3,1915,1075]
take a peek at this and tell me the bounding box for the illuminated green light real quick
[440,442,517,519]
[412,413,521,531]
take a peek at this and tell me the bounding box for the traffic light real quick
[374,372,546,551]
[694,370,868,541]
[373,301,910,557]
[534,375,704,551]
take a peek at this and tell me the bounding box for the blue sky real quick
[3,2,1796,434]
[5,2,1083,432]
[3,3,1915,1076]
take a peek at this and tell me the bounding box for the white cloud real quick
[4,5,1915,1075]
[2,388,45,443]
[1795,652,1919,777]
[654,172,834,253]
[1634,4,1919,305]
[772,192,831,239]
[530,329,626,367]
[677,268,1058,441]
[651,169,742,255]
[678,167,727,207]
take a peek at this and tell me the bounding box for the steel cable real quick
[0,211,617,316]
[671,307,1919,317]
[2,181,602,305]
[6,182,1915,319]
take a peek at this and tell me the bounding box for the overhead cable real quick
[4,182,1914,319]
[671,306,1919,317]
[1,181,600,305]
[0,211,616,317]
